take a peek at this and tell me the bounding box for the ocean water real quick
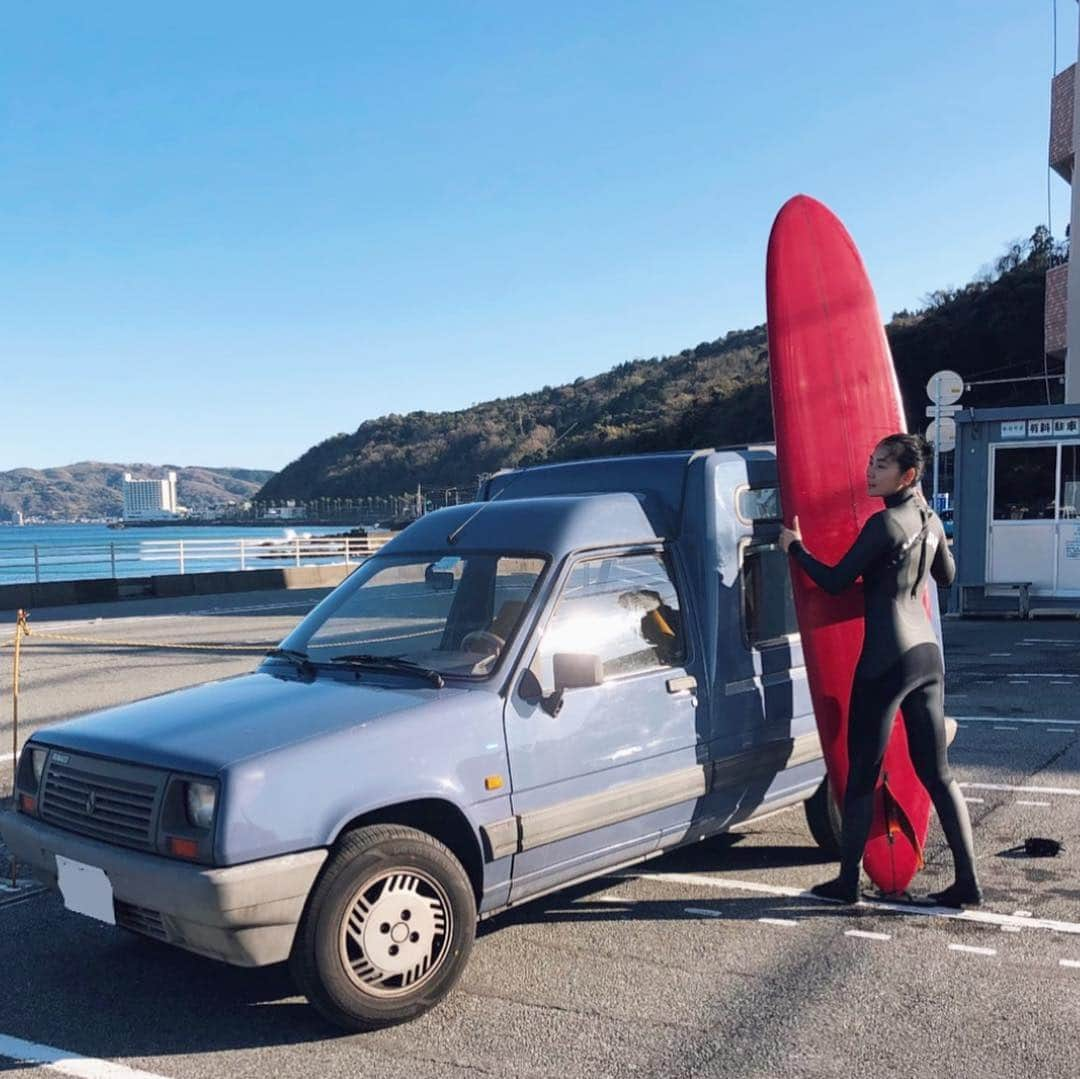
[0,522,352,585]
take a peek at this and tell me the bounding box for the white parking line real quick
[1016,800,1051,807]
[960,782,1080,797]
[628,894,1080,964]
[1010,674,1078,679]
[949,944,996,957]
[617,872,1080,934]
[686,907,802,929]
[0,888,46,911]
[994,725,1020,730]
[0,1034,171,1078]
[727,804,802,831]
[0,878,39,895]
[685,906,724,918]
[952,716,1080,726]
[963,797,985,804]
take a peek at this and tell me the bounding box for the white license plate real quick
[55,854,116,925]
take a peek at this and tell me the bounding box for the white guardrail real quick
[0,534,393,585]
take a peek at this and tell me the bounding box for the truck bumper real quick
[0,811,327,967]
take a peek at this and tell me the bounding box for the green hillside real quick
[256,226,1066,503]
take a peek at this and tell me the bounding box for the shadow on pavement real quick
[0,823,1062,1061]
[0,832,840,1057]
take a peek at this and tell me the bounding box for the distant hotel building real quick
[1049,20,1080,403]
[122,471,179,520]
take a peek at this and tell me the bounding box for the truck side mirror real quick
[542,653,603,716]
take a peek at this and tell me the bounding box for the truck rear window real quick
[742,544,799,646]
[737,486,782,523]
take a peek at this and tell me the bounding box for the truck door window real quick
[742,544,798,647]
[533,552,685,690]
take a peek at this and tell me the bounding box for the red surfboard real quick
[766,194,932,895]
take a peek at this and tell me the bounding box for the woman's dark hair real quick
[876,432,931,482]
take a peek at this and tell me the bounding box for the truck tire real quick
[804,777,842,857]
[290,823,476,1032]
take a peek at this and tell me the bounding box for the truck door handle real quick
[666,675,697,694]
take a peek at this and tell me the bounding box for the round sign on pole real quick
[926,369,964,405]
[926,417,957,452]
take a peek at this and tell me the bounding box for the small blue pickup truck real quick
[3,448,837,1031]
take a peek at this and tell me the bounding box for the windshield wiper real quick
[265,647,316,673]
[329,653,445,688]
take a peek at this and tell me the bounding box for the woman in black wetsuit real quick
[778,434,981,908]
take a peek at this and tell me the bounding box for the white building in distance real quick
[122,471,179,520]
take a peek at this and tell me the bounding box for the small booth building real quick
[953,404,1080,616]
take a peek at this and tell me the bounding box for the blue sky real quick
[4,2,1076,472]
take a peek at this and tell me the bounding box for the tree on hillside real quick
[258,227,1064,504]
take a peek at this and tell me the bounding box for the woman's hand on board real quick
[779,515,802,554]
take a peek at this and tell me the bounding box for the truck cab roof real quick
[380,492,662,558]
[379,446,778,559]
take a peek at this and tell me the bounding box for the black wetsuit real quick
[789,489,978,901]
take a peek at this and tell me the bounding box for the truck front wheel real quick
[290,824,477,1031]
[803,777,842,857]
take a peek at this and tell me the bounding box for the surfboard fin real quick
[881,773,925,871]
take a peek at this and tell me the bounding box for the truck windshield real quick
[283,553,547,679]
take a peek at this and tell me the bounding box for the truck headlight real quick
[16,745,48,794]
[184,781,217,829]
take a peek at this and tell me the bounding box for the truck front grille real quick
[40,756,161,851]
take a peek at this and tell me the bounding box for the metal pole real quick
[240,539,246,571]
[932,375,942,511]
[110,543,116,578]
[179,541,185,576]
[11,610,27,886]
[33,545,40,584]
[295,535,301,567]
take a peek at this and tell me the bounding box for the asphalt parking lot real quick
[1,596,1078,1079]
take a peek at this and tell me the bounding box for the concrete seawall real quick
[0,563,356,611]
